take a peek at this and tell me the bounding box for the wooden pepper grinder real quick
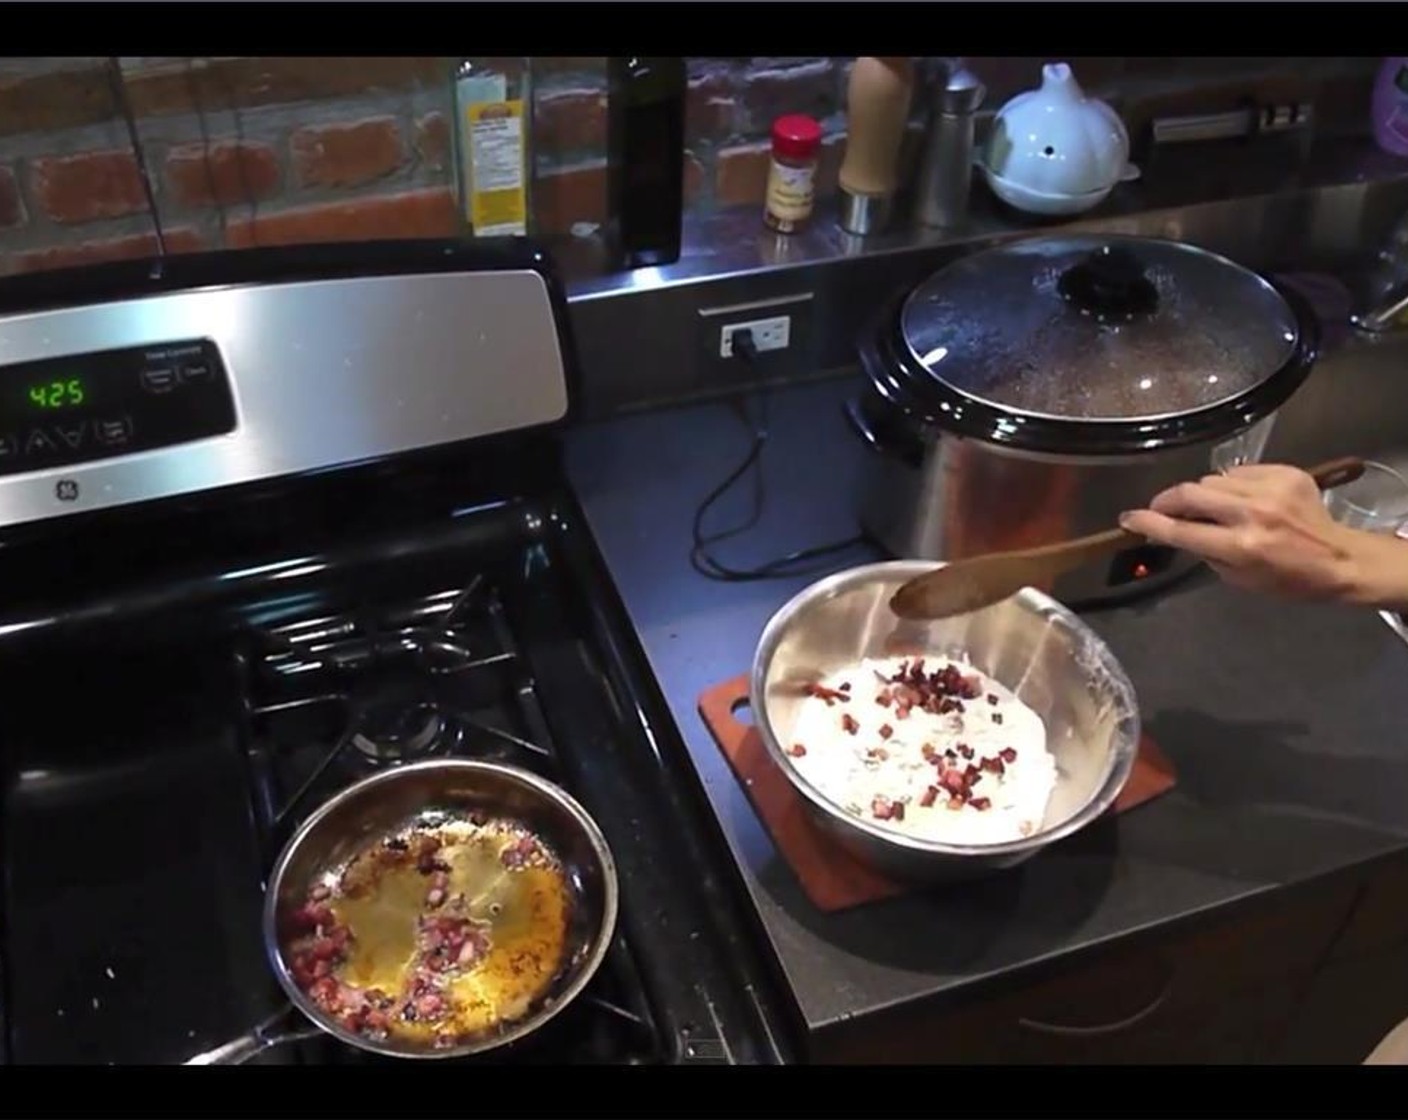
[838,56,916,235]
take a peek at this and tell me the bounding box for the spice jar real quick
[764,114,822,234]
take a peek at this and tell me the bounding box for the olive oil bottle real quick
[605,57,687,268]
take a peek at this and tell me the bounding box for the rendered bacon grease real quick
[786,656,1058,844]
[281,811,571,1049]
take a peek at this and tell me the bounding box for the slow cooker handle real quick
[1058,244,1159,319]
[843,397,927,469]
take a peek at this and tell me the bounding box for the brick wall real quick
[0,56,1385,277]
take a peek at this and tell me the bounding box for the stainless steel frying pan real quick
[186,759,618,1064]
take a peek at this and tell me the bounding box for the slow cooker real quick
[848,233,1322,606]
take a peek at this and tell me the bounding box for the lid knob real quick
[1058,244,1159,320]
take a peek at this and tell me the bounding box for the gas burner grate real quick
[235,572,669,1065]
[241,575,553,827]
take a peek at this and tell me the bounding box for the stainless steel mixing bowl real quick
[749,560,1140,882]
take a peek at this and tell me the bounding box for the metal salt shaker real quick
[914,62,986,230]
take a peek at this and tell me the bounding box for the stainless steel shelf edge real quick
[563,156,1408,420]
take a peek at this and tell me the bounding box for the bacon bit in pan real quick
[957,743,974,760]
[921,743,939,764]
[425,869,450,908]
[970,797,992,811]
[981,756,1006,776]
[919,786,939,808]
[840,713,860,735]
[288,900,334,936]
[787,743,807,758]
[938,767,968,796]
[987,694,999,705]
[839,681,852,693]
[414,837,448,876]
[1000,747,1018,763]
[326,986,396,1037]
[500,834,540,870]
[866,747,889,762]
[307,975,341,1007]
[878,723,894,740]
[891,801,906,822]
[946,797,964,810]
[401,974,451,1024]
[418,914,491,975]
[876,689,893,708]
[991,712,1004,725]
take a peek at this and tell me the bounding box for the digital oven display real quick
[25,377,88,411]
[0,338,236,478]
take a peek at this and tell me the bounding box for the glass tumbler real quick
[1323,459,1408,536]
[1210,414,1277,475]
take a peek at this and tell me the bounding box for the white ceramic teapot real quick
[981,62,1139,215]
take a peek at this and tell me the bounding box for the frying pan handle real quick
[184,1003,323,1065]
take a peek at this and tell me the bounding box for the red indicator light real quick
[1133,562,1150,579]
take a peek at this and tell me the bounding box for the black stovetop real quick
[0,444,791,1065]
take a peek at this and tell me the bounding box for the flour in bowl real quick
[784,655,1057,845]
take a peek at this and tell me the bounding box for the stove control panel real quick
[0,255,569,529]
[0,338,235,478]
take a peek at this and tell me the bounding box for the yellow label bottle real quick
[453,60,533,238]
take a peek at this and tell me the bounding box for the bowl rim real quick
[748,559,1141,860]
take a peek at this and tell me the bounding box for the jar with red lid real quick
[764,114,822,234]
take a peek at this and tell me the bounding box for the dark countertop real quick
[564,374,1408,1056]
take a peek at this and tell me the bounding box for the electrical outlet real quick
[697,292,813,377]
[719,315,791,359]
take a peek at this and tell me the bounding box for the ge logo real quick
[55,479,79,502]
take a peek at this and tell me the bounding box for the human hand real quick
[1119,463,1408,607]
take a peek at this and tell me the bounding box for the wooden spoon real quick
[887,456,1367,621]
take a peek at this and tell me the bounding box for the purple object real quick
[1371,58,1408,157]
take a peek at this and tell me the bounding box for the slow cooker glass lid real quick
[898,234,1300,424]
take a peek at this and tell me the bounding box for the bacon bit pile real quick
[418,914,491,975]
[912,739,1020,815]
[872,657,983,722]
[287,897,396,1036]
[791,658,1025,821]
[500,833,542,870]
[284,830,510,1042]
